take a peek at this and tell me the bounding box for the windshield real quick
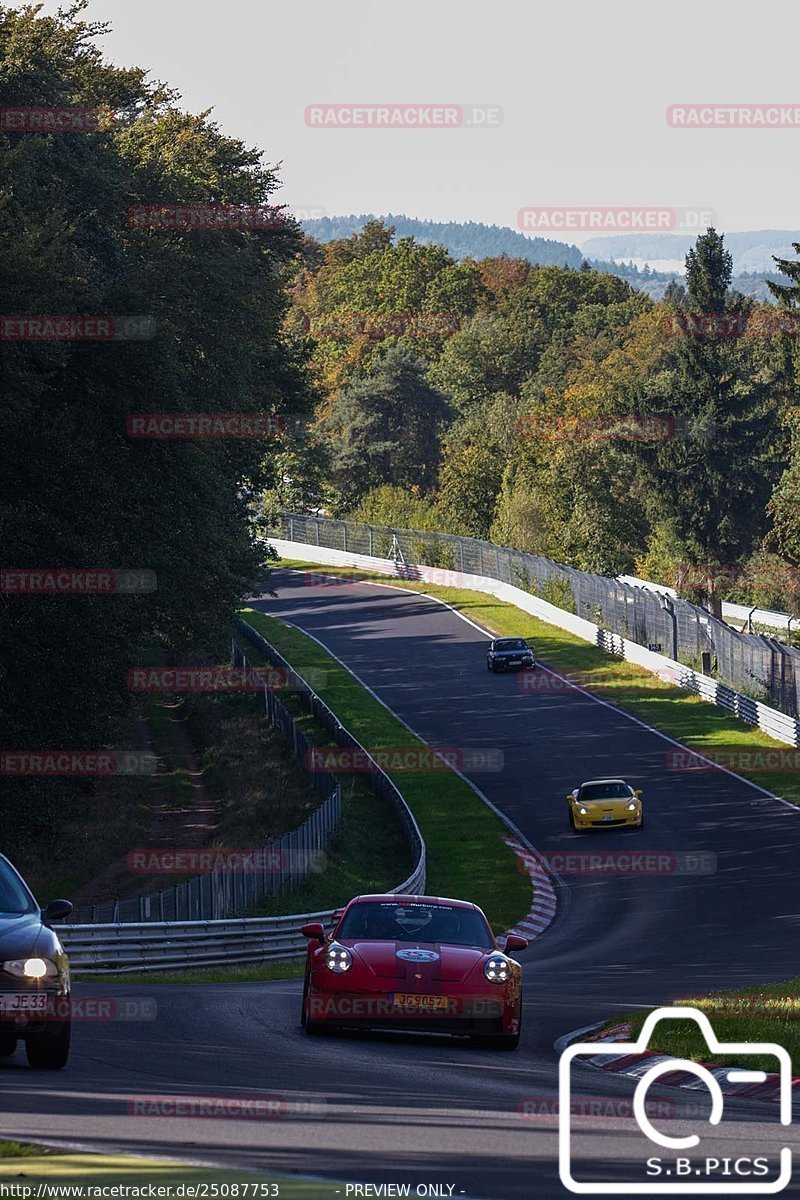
[337,902,493,949]
[580,782,632,802]
[493,639,528,651]
[0,857,36,916]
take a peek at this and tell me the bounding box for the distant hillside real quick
[300,215,784,302]
[301,213,584,269]
[581,230,800,276]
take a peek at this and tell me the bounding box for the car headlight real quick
[484,955,511,984]
[324,944,352,974]
[577,805,590,816]
[4,957,58,980]
[626,800,639,811]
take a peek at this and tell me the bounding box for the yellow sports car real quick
[567,778,643,831]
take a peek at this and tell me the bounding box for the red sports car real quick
[300,893,527,1049]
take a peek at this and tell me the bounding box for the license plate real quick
[391,993,449,1010]
[602,813,615,822]
[0,993,48,1013]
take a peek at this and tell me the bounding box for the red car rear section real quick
[300,894,526,1049]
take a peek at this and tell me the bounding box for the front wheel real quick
[25,1021,70,1069]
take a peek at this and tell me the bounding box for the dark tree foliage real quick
[0,3,309,861]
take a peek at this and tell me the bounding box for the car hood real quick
[343,940,489,983]
[0,913,51,960]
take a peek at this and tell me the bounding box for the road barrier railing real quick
[270,512,800,720]
[264,522,800,750]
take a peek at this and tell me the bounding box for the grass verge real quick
[0,1144,344,1197]
[597,979,800,1074]
[238,609,532,934]
[277,561,800,806]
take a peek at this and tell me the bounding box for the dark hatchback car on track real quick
[0,853,73,1068]
[486,637,536,673]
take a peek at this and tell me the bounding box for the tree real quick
[0,2,308,863]
[637,230,780,611]
[318,347,453,511]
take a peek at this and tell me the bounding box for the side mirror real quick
[301,922,326,941]
[42,899,73,924]
[634,789,643,797]
[566,793,575,802]
[504,934,528,953]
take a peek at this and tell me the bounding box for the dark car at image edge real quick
[0,853,73,1069]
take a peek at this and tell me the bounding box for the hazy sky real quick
[28,0,800,240]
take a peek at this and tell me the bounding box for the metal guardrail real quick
[619,575,797,636]
[62,621,426,972]
[267,532,800,750]
[272,512,800,718]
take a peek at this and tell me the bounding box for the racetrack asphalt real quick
[3,569,800,1198]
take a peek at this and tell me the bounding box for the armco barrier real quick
[61,911,336,974]
[264,536,800,750]
[272,512,800,718]
[62,623,427,972]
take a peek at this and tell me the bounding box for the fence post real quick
[369,526,374,556]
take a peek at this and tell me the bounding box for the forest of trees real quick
[275,220,800,614]
[4,3,800,861]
